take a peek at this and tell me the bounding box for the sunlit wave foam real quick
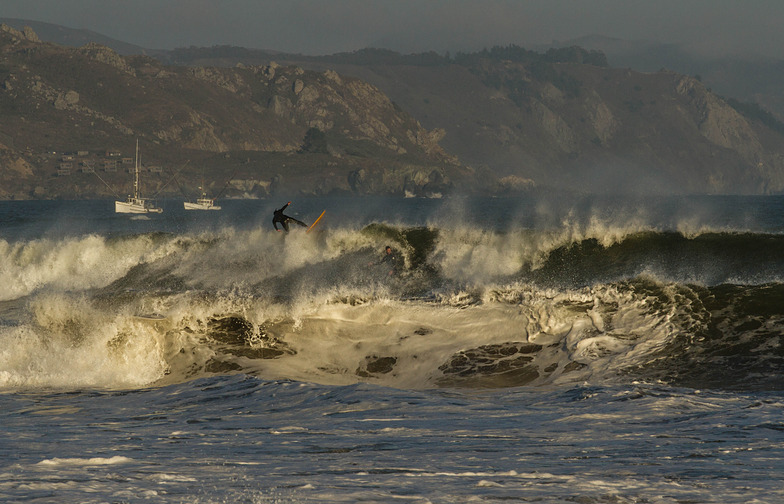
[2,223,784,392]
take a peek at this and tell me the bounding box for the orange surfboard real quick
[306,210,326,234]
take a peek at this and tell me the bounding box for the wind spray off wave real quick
[2,204,784,391]
[3,197,784,504]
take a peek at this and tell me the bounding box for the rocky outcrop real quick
[271,50,784,195]
[677,76,762,158]
[7,26,784,197]
[154,110,229,152]
[0,23,39,43]
[0,27,465,199]
[585,91,617,145]
[248,63,453,161]
[530,99,577,153]
[54,90,80,109]
[189,66,249,94]
[78,42,133,74]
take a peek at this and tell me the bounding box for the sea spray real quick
[3,197,784,504]
[0,234,181,301]
[0,293,168,388]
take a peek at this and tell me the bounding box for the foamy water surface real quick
[1,195,784,502]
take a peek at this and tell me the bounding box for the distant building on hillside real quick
[57,162,72,176]
[80,160,95,173]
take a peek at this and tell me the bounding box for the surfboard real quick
[306,210,325,234]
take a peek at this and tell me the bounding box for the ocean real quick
[1,194,784,503]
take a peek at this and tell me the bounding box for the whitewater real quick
[1,194,784,503]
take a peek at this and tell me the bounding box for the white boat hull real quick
[184,199,221,210]
[116,198,162,214]
[115,141,163,214]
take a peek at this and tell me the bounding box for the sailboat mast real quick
[134,139,140,199]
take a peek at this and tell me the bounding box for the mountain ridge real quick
[2,22,784,199]
[160,44,784,195]
[0,24,465,200]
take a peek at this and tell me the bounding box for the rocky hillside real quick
[263,47,784,194]
[168,44,784,194]
[557,35,784,125]
[4,22,784,197]
[0,24,467,200]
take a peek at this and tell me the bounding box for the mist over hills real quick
[3,19,784,199]
[555,35,784,124]
[0,17,151,56]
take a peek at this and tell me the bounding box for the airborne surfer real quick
[272,201,307,232]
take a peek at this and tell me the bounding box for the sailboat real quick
[115,139,163,214]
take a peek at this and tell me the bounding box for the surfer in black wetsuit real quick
[379,245,401,276]
[272,201,307,232]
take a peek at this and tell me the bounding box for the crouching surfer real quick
[272,201,307,232]
[377,245,403,276]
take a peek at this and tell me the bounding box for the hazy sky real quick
[2,0,783,57]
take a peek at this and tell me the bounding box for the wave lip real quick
[1,220,783,392]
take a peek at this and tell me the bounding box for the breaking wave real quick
[2,219,784,392]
